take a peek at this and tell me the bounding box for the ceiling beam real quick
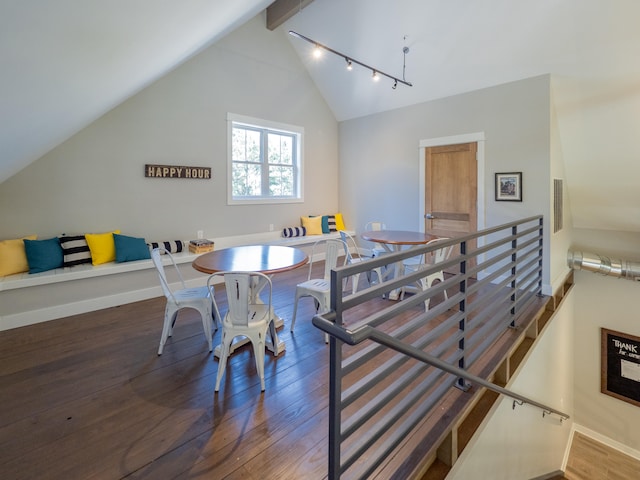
[266,0,316,31]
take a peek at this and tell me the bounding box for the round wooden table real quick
[193,245,309,357]
[360,230,439,248]
[192,245,308,275]
[360,230,440,299]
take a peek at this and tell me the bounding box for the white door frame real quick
[418,132,486,233]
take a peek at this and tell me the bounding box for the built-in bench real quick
[0,231,351,331]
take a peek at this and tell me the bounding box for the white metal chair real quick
[151,248,218,355]
[291,239,345,342]
[399,238,454,310]
[208,271,273,392]
[364,221,388,258]
[338,230,384,294]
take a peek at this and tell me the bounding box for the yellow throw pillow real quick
[300,216,323,235]
[0,235,37,276]
[85,230,120,265]
[334,213,345,231]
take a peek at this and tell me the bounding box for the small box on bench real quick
[188,239,214,254]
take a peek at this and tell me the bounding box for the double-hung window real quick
[227,113,303,204]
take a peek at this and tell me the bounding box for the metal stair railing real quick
[311,215,568,479]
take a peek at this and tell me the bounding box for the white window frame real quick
[227,113,304,205]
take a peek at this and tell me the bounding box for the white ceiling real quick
[0,0,272,183]
[2,0,640,232]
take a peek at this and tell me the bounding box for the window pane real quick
[232,163,261,196]
[269,165,294,196]
[268,133,293,165]
[233,127,261,162]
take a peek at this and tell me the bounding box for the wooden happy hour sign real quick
[145,164,211,179]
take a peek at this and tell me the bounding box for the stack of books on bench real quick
[189,239,214,254]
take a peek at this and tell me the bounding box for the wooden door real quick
[424,142,477,270]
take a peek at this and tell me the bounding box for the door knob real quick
[425,213,435,219]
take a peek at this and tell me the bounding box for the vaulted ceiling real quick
[2,0,640,232]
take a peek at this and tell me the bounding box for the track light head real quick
[372,70,379,81]
[345,58,353,70]
[392,80,398,90]
[313,44,322,58]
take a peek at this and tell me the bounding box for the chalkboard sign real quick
[601,328,640,407]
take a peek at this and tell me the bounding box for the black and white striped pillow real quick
[147,240,184,254]
[59,235,92,267]
[282,226,306,238]
[326,215,337,232]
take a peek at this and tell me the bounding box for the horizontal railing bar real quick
[341,364,457,476]
[342,347,460,438]
[513,289,541,318]
[469,247,516,278]
[344,303,464,374]
[342,294,466,373]
[516,270,543,298]
[342,321,464,406]
[313,317,569,422]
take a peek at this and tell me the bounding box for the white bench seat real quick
[0,231,351,331]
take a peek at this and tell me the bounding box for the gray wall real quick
[0,15,339,242]
[338,75,556,291]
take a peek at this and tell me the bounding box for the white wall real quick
[447,289,575,480]
[338,75,556,291]
[571,269,640,453]
[0,14,339,242]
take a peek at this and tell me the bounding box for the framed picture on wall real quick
[495,172,522,202]
[601,328,640,407]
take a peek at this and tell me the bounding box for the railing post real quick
[538,217,544,294]
[328,269,344,479]
[457,240,469,390]
[510,225,517,327]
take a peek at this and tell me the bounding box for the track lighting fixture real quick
[289,31,412,89]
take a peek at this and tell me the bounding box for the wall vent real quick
[553,178,563,233]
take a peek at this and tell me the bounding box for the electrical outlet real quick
[197,230,204,239]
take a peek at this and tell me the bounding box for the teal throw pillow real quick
[321,216,331,234]
[114,234,151,263]
[24,237,64,274]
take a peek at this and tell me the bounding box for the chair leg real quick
[290,293,301,332]
[215,332,231,392]
[157,306,175,355]
[252,334,266,392]
[212,300,221,333]
[199,306,213,352]
[352,273,360,294]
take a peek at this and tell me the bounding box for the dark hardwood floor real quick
[0,263,364,479]
[0,263,550,479]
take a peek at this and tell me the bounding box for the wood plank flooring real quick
[564,432,640,480]
[0,264,361,479]
[0,262,571,479]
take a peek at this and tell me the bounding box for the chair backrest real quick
[365,221,386,231]
[338,230,364,263]
[308,239,346,281]
[423,238,453,265]
[151,248,186,302]
[209,271,272,327]
[324,239,345,281]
